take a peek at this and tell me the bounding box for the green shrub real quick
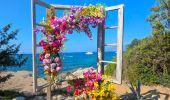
[104,0,170,87]
[104,58,116,76]
[0,90,25,99]
[126,64,158,85]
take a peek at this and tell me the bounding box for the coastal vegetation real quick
[105,0,170,87]
[0,24,28,83]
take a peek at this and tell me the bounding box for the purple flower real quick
[34,28,40,33]
[43,59,48,65]
[68,30,73,34]
[43,58,52,64]
[50,63,56,68]
[70,15,75,20]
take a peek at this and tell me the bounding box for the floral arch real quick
[37,5,105,78]
[31,0,124,96]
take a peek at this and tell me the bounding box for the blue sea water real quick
[5,52,116,77]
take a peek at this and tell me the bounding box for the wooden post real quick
[97,22,105,74]
[116,5,124,84]
[31,0,37,93]
[46,76,51,100]
[46,8,52,100]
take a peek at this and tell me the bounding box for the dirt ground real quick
[114,82,170,100]
[0,70,170,100]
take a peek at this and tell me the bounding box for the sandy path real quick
[0,71,47,95]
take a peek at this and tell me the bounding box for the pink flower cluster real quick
[83,68,102,88]
[67,68,102,96]
[42,53,62,75]
[50,6,105,40]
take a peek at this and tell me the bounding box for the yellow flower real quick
[94,82,99,88]
[100,90,106,97]
[77,4,104,18]
[108,83,115,91]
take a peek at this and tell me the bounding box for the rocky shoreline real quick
[0,68,91,95]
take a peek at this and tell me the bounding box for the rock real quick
[57,95,65,100]
[12,96,25,100]
[65,96,74,100]
[34,96,45,100]
[52,95,57,100]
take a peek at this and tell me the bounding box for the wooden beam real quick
[104,44,117,46]
[97,22,105,74]
[51,4,123,11]
[105,26,118,29]
[46,8,52,100]
[105,4,124,11]
[31,0,37,93]
[51,4,86,10]
[35,0,51,8]
[46,76,51,100]
[100,60,116,64]
[116,5,124,84]
[36,23,46,27]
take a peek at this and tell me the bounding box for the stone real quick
[34,96,45,100]
[57,95,65,100]
[65,96,74,100]
[12,96,25,100]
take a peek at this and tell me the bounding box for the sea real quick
[4,52,116,77]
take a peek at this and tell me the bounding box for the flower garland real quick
[36,4,106,79]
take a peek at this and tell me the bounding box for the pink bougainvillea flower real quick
[74,89,81,96]
[44,65,49,70]
[56,67,62,72]
[90,67,95,71]
[66,86,73,92]
[83,71,90,78]
[43,44,50,50]
[96,73,102,81]
[51,16,57,25]
[45,53,50,59]
[60,22,68,31]
[57,36,63,41]
[50,63,56,68]
[43,59,48,65]
[39,40,45,46]
[40,54,44,61]
[54,57,60,62]
[55,30,60,35]
[76,80,81,85]
[52,47,60,53]
[85,80,93,87]
[75,85,79,89]
[43,58,52,65]
[52,41,60,47]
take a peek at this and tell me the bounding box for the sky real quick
[0,0,155,53]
